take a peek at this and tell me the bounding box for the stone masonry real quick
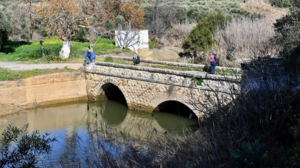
[85,62,241,118]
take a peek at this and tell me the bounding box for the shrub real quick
[182,13,231,58]
[149,39,159,48]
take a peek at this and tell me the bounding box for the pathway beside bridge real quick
[0,62,82,71]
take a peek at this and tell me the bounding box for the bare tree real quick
[145,0,177,38]
[115,22,140,50]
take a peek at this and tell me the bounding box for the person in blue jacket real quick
[84,49,96,65]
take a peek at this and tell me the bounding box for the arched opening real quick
[154,101,197,119]
[101,83,127,107]
[152,101,199,134]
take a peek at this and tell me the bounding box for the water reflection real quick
[0,100,199,166]
[97,101,127,126]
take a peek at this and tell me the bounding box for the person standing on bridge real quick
[210,51,218,74]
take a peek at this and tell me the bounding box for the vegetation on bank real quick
[0,67,75,81]
[0,124,56,167]
[0,38,121,62]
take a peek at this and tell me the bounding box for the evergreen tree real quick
[182,13,231,59]
[273,9,300,69]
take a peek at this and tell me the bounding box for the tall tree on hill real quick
[35,0,89,59]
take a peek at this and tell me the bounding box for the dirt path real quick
[0,62,83,71]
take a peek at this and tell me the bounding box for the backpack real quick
[136,55,140,64]
[87,52,91,59]
[210,55,215,63]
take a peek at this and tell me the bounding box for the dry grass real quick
[160,22,197,47]
[213,0,289,63]
[241,0,288,22]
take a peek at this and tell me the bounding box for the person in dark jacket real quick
[210,51,218,74]
[135,51,140,65]
[84,49,96,65]
[133,55,137,65]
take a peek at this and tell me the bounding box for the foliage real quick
[100,0,145,29]
[104,56,114,62]
[182,13,231,56]
[0,10,11,50]
[229,140,267,167]
[121,1,145,28]
[0,38,118,62]
[149,39,159,48]
[272,9,300,69]
[72,28,90,42]
[34,0,87,41]
[0,124,56,167]
[191,77,203,86]
[269,0,300,8]
[0,67,75,80]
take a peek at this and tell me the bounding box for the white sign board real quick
[115,29,149,50]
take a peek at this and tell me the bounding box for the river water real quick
[0,100,199,167]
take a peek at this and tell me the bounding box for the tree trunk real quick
[40,39,45,57]
[89,41,93,51]
[0,34,3,51]
[59,41,72,59]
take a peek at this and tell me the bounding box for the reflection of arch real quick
[153,100,196,119]
[101,100,128,126]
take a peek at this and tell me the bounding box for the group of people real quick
[83,49,141,66]
[83,48,218,75]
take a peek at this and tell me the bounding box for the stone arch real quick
[92,77,130,107]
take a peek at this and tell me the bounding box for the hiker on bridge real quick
[133,51,140,65]
[210,51,218,74]
[84,49,96,66]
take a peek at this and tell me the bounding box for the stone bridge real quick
[85,62,241,118]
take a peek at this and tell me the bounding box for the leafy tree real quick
[182,13,231,59]
[0,124,56,167]
[0,10,10,51]
[273,9,300,69]
[34,0,89,58]
[121,1,145,28]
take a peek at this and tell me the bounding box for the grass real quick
[96,58,241,76]
[0,37,125,62]
[0,67,76,81]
